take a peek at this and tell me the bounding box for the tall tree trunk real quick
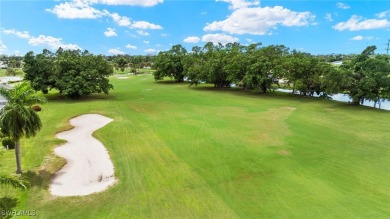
[352,96,360,105]
[15,140,22,174]
[292,82,295,94]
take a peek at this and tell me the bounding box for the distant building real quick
[0,83,12,111]
[0,76,23,84]
[0,61,7,69]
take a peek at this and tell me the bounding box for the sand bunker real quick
[50,114,116,197]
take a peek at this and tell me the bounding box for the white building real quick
[0,61,7,69]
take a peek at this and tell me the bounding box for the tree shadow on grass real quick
[188,85,390,112]
[0,197,18,219]
[22,170,54,190]
[155,80,191,85]
[43,92,116,102]
[189,85,334,103]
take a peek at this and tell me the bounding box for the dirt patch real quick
[281,107,297,111]
[277,150,291,156]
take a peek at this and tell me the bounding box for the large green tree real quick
[339,46,390,105]
[223,43,248,86]
[0,82,46,174]
[23,49,56,94]
[243,44,288,93]
[153,44,187,82]
[182,46,206,86]
[184,42,232,88]
[55,49,113,98]
[24,49,114,98]
[203,43,230,88]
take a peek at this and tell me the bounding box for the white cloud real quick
[104,28,117,37]
[204,6,315,35]
[351,36,363,41]
[201,33,239,45]
[48,0,162,18]
[47,1,164,32]
[336,2,350,9]
[246,38,252,43]
[143,40,150,44]
[28,35,81,50]
[351,35,374,41]
[333,15,390,31]
[108,48,125,55]
[46,0,105,19]
[144,48,158,54]
[2,29,31,39]
[183,36,200,43]
[109,12,132,27]
[0,40,7,53]
[131,21,163,30]
[376,10,390,19]
[201,11,207,15]
[95,0,162,6]
[325,13,333,22]
[217,0,260,10]
[137,30,149,36]
[125,44,137,49]
[160,33,169,37]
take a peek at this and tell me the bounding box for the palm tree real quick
[0,82,46,174]
[0,149,26,189]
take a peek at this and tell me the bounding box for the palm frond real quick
[0,174,27,190]
[0,88,12,102]
[0,81,47,141]
[23,109,42,138]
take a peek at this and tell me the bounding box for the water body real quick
[276,89,390,111]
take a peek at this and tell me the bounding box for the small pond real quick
[276,89,390,111]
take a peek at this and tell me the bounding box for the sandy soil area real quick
[50,114,116,197]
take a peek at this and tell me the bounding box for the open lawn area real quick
[1,74,389,218]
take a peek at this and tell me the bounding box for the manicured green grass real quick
[0,68,24,77]
[1,74,389,218]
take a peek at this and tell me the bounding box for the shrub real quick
[32,105,41,111]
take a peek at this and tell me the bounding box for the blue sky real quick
[1,0,389,56]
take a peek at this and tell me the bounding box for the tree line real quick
[153,43,390,106]
[109,54,155,73]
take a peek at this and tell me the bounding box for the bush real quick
[2,138,15,150]
[32,105,41,111]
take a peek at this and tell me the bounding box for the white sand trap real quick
[50,114,116,197]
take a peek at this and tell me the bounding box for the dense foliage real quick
[109,54,154,74]
[23,49,113,98]
[154,43,390,106]
[153,44,187,82]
